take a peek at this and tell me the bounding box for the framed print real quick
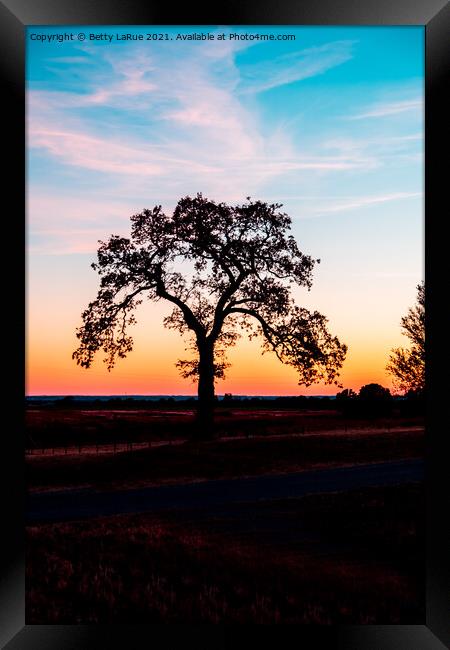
[1,0,448,647]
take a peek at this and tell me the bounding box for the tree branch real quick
[208,271,249,343]
[227,307,283,361]
[109,285,152,315]
[155,268,205,338]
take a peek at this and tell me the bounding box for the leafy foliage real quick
[336,388,357,400]
[358,383,391,401]
[386,283,425,395]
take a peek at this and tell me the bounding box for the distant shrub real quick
[335,389,357,416]
[336,389,357,401]
[359,384,391,401]
[357,383,393,418]
[59,396,75,407]
[335,385,394,418]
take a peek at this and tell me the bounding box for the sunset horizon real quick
[27,26,423,397]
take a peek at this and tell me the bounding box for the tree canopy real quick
[73,194,347,413]
[386,282,425,395]
[358,383,391,401]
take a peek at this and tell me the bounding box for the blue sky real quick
[26,25,424,394]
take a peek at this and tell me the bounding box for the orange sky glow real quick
[26,27,423,397]
[26,296,409,396]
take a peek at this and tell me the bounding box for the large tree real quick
[73,194,347,435]
[386,282,425,395]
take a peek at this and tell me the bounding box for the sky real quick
[26,25,424,396]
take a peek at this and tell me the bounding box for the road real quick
[27,458,424,524]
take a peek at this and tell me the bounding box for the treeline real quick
[224,386,424,416]
[335,384,424,417]
[27,395,337,410]
[26,384,424,416]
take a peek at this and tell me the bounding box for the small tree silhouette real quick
[359,383,391,401]
[336,388,357,400]
[73,194,347,437]
[358,383,392,418]
[386,282,425,395]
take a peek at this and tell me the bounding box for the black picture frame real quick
[2,0,448,647]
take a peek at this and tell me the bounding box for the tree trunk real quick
[196,340,216,439]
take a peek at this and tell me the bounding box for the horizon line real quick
[26,393,339,398]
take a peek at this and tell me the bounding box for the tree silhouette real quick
[358,383,392,417]
[73,194,347,436]
[358,383,391,401]
[336,388,357,400]
[386,282,425,395]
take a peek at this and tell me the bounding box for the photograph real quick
[25,24,426,625]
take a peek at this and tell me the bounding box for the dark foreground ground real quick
[26,408,425,624]
[27,459,423,523]
[27,483,424,624]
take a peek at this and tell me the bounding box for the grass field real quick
[26,408,424,492]
[26,407,425,623]
[25,407,423,450]
[27,426,423,493]
[26,483,424,624]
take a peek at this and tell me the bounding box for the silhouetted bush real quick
[59,396,75,406]
[357,384,393,418]
[334,385,395,418]
[335,389,357,416]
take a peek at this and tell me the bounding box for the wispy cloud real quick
[27,188,422,255]
[27,39,374,210]
[29,127,164,176]
[27,36,423,253]
[349,98,422,119]
[28,120,374,185]
[309,191,422,217]
[31,52,157,110]
[27,193,142,255]
[320,132,422,170]
[239,41,355,93]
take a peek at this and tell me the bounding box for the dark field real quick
[26,483,424,624]
[25,406,423,450]
[26,407,425,624]
[26,408,424,492]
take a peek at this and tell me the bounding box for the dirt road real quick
[27,458,424,524]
